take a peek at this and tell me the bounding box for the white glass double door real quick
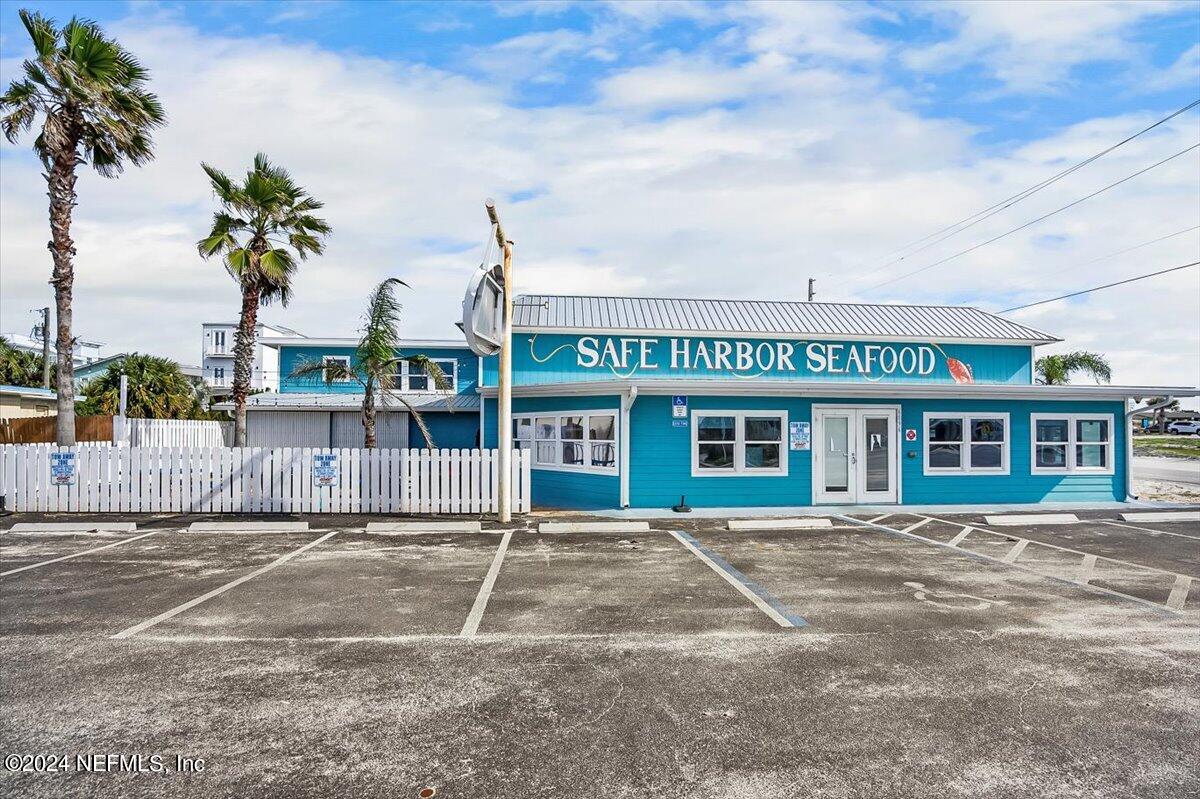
[812,406,899,504]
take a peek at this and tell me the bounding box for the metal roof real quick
[511,295,1060,343]
[219,392,480,412]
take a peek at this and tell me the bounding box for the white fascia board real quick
[512,326,1061,346]
[478,380,1199,400]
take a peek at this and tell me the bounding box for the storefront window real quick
[1032,414,1113,474]
[925,413,1008,474]
[516,411,618,473]
[693,411,788,476]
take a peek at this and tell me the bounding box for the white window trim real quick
[691,409,789,478]
[514,410,618,475]
[1030,413,1115,475]
[400,358,458,393]
[922,412,1010,476]
[322,355,353,382]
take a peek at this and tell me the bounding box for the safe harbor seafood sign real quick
[518,334,1031,385]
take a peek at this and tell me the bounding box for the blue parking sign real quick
[672,395,687,419]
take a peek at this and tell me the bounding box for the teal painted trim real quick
[482,334,1032,387]
[279,345,478,396]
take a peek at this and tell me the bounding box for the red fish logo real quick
[930,344,974,384]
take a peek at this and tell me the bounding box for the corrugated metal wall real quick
[247,410,410,448]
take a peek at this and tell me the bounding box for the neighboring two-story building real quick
[228,337,480,449]
[200,322,302,395]
[478,294,1197,510]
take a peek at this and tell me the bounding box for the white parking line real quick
[1003,539,1030,563]
[669,530,806,628]
[900,517,933,533]
[1,530,164,577]
[110,531,339,640]
[460,531,513,639]
[1166,575,1192,611]
[1076,554,1098,585]
[1099,520,1200,542]
[948,527,973,547]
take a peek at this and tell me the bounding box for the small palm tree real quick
[197,153,331,446]
[290,279,450,448]
[0,337,49,388]
[76,354,208,419]
[1,10,165,445]
[1034,351,1112,386]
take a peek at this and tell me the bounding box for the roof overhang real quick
[511,326,1060,346]
[478,379,1199,401]
[259,337,470,349]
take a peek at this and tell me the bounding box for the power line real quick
[860,142,1200,294]
[838,98,1200,281]
[998,261,1200,314]
[1038,225,1199,282]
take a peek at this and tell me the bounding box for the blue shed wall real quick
[279,346,477,395]
[409,412,479,449]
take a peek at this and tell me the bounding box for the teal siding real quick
[483,395,621,509]
[628,396,1124,508]
[280,345,478,396]
[409,412,479,449]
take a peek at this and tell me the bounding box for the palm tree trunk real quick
[232,280,260,447]
[362,382,377,449]
[47,145,79,446]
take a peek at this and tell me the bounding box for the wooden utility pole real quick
[486,199,514,522]
[807,278,815,302]
[38,307,51,389]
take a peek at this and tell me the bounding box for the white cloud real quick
[0,7,1196,408]
[903,0,1184,91]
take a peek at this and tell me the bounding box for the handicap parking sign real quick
[672,395,687,419]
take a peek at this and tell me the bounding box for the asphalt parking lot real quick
[1,509,1198,798]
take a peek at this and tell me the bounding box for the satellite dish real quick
[461,263,504,356]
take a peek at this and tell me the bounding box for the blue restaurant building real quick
[480,295,1196,510]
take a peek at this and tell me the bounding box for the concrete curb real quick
[188,522,310,533]
[366,521,483,533]
[727,518,833,531]
[1119,511,1200,522]
[538,521,651,534]
[6,522,137,534]
[984,514,1079,526]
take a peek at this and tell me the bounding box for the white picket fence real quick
[115,418,231,447]
[0,444,531,515]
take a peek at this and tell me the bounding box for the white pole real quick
[119,372,128,418]
[487,200,514,523]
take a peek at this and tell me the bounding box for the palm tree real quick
[0,337,49,388]
[1142,397,1180,434]
[197,153,331,446]
[1,10,165,445]
[76,354,209,419]
[289,278,450,448]
[1034,351,1112,386]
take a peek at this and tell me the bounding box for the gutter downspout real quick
[620,386,638,508]
[1125,395,1175,501]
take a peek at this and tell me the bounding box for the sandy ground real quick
[1133,478,1200,503]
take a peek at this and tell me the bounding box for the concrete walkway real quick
[1134,456,1200,485]
[592,499,1195,520]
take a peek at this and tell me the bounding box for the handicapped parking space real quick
[0,529,325,637]
[140,532,505,640]
[476,531,788,636]
[683,524,1171,634]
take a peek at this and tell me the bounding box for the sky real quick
[1,0,1198,403]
